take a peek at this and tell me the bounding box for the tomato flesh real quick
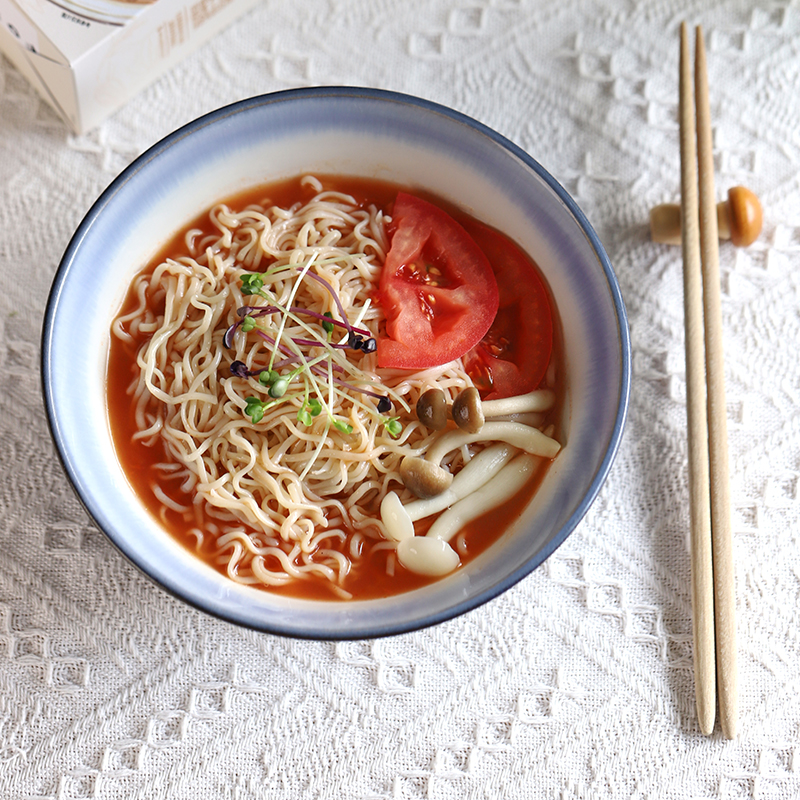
[376,193,499,370]
[461,222,553,400]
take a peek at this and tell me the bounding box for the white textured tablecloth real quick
[2,1,799,797]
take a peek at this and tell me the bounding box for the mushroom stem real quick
[425,421,561,466]
[405,443,517,522]
[426,453,540,543]
[380,492,415,542]
[488,411,546,428]
[380,444,517,540]
[396,536,460,576]
[482,389,555,417]
[650,185,762,247]
[452,387,556,434]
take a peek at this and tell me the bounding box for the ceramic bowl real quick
[42,87,630,639]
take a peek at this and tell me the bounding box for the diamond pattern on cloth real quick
[1,0,800,797]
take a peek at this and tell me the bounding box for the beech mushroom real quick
[381,443,518,569]
[405,444,517,518]
[650,185,762,247]
[416,388,448,430]
[379,491,415,542]
[381,444,516,536]
[451,388,556,434]
[425,420,561,466]
[396,536,460,577]
[398,455,453,499]
[425,453,539,543]
[451,387,484,433]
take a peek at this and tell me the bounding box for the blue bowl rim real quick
[41,86,632,639]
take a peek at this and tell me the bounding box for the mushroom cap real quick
[416,388,448,430]
[452,387,485,434]
[727,186,762,247]
[399,456,453,499]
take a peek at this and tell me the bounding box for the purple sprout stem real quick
[292,337,349,350]
[237,304,371,337]
[326,373,387,402]
[251,334,386,402]
[301,272,354,333]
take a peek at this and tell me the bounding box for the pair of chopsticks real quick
[679,22,737,739]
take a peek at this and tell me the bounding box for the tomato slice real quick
[461,222,553,400]
[376,193,499,370]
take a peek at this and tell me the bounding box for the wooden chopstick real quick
[693,23,738,740]
[679,22,738,738]
[678,21,716,737]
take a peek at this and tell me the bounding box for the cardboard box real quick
[0,0,260,133]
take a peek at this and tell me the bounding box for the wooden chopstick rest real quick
[650,185,762,246]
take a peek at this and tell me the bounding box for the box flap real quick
[5,0,152,63]
[1,0,68,63]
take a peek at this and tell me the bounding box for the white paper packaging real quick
[0,0,260,133]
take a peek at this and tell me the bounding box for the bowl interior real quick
[43,88,630,638]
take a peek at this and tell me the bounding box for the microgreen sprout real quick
[232,363,292,399]
[384,417,403,438]
[297,396,322,426]
[225,303,372,352]
[227,264,408,442]
[332,419,354,435]
[258,369,280,386]
[245,396,271,424]
[240,272,267,297]
[268,377,289,399]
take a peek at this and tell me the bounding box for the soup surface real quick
[108,175,562,600]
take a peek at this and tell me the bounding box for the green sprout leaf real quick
[259,369,280,387]
[241,315,257,332]
[322,312,335,340]
[240,273,266,296]
[268,377,289,399]
[297,396,323,426]
[332,418,353,435]
[245,396,268,424]
[384,417,403,438]
[307,397,322,416]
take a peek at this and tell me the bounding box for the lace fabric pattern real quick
[1,1,799,797]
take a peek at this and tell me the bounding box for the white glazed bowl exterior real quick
[42,88,630,639]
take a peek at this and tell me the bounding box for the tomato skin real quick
[376,193,499,370]
[461,222,553,400]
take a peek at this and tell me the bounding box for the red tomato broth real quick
[106,175,564,601]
